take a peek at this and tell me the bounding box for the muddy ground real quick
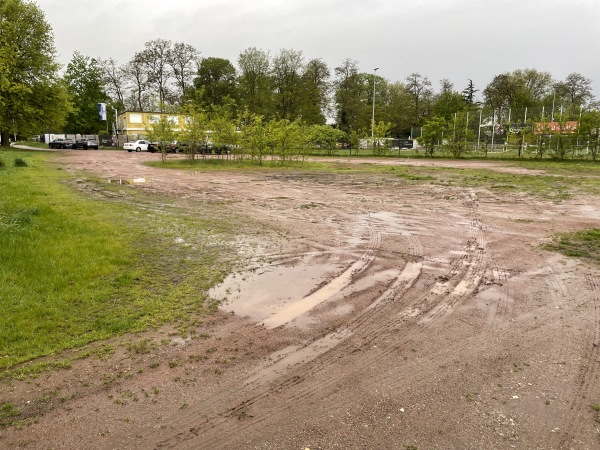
[2,150,600,449]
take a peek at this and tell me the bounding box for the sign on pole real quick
[98,103,107,121]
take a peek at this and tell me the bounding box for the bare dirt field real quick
[2,150,600,449]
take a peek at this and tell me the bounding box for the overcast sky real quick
[38,0,599,101]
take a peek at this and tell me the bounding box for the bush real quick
[14,157,28,167]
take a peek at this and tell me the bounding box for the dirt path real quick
[2,150,600,449]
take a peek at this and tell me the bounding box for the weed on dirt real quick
[544,228,600,265]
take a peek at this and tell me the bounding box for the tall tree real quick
[237,47,272,117]
[299,58,330,125]
[195,57,237,107]
[98,58,127,112]
[124,52,150,111]
[334,59,370,132]
[462,79,477,105]
[385,81,413,137]
[271,48,304,120]
[167,42,200,104]
[484,69,554,110]
[433,79,465,121]
[0,0,70,144]
[63,52,108,134]
[556,73,594,109]
[139,39,173,110]
[405,73,433,127]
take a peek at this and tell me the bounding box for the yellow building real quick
[116,111,187,138]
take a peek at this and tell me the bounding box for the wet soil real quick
[2,150,600,449]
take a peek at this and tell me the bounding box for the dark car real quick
[148,142,163,153]
[74,139,98,150]
[48,138,75,149]
[168,140,187,153]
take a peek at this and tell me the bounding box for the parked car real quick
[123,140,150,152]
[168,140,187,153]
[213,143,230,155]
[48,138,75,149]
[74,139,98,150]
[148,142,162,153]
[198,142,214,154]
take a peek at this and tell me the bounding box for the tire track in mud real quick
[558,271,600,449]
[123,202,491,449]
[128,215,426,449]
[260,216,381,328]
[153,225,429,449]
[197,202,493,448]
[123,215,386,449]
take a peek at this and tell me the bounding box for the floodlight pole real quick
[371,67,379,149]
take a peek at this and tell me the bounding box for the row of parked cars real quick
[48,138,99,150]
[124,140,228,154]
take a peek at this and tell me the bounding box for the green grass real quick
[0,402,22,426]
[0,149,236,372]
[544,229,600,264]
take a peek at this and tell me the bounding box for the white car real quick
[123,140,150,152]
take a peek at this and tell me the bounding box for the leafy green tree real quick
[299,58,330,125]
[556,73,594,109]
[405,73,433,127]
[145,112,176,163]
[373,121,393,156]
[348,128,363,153]
[0,0,70,145]
[579,110,600,161]
[448,112,474,158]
[310,124,346,156]
[179,104,210,161]
[240,111,271,165]
[270,119,305,162]
[334,59,371,132]
[63,52,108,134]
[271,49,304,120]
[210,99,240,158]
[195,57,237,107]
[420,117,446,157]
[433,79,466,121]
[385,82,413,137]
[237,47,273,118]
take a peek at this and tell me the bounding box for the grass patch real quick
[544,229,600,264]
[0,402,22,426]
[0,149,237,373]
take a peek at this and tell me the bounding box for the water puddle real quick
[260,254,371,328]
[211,260,340,323]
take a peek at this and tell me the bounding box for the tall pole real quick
[371,67,379,148]
[491,109,496,147]
[477,108,482,149]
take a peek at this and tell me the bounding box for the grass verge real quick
[0,149,236,372]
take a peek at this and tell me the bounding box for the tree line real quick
[1,0,598,156]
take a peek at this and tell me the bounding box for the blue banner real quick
[98,103,107,121]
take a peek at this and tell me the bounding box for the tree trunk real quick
[1,130,11,148]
